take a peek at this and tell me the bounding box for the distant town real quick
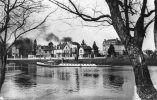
[9,37,128,59]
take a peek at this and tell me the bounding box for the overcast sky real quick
[23,0,155,50]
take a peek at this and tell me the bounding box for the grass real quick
[7,55,157,66]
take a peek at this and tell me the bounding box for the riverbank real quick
[7,56,157,66]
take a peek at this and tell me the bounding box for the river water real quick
[1,64,157,100]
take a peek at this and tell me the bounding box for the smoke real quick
[61,37,72,42]
[44,32,59,42]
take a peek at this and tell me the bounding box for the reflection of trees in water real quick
[81,68,100,79]
[83,73,99,79]
[14,64,37,88]
[103,74,124,90]
[75,68,80,92]
[57,70,70,81]
[0,70,5,93]
[43,70,54,78]
[14,75,37,88]
[21,64,37,76]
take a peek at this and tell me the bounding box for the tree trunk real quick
[106,0,157,99]
[154,0,157,50]
[0,45,7,92]
[127,41,157,100]
[0,63,6,92]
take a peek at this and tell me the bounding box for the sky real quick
[23,0,155,51]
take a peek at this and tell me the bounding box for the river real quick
[1,64,157,100]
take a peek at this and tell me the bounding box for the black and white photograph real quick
[0,0,157,100]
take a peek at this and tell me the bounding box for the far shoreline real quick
[7,56,157,66]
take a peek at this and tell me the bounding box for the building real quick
[102,38,125,55]
[54,42,71,58]
[36,45,54,58]
[79,45,92,58]
[67,42,79,57]
[36,45,45,57]
[11,46,19,58]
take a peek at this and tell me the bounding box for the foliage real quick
[81,40,86,46]
[92,41,99,56]
[15,38,33,57]
[33,39,37,55]
[108,44,116,57]
[48,42,53,47]
[144,50,153,56]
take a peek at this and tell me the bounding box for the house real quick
[79,45,92,58]
[102,38,125,55]
[11,46,19,58]
[67,42,79,57]
[43,46,54,57]
[36,45,45,57]
[36,45,54,58]
[54,42,71,58]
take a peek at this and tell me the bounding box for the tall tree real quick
[48,42,54,57]
[50,0,157,99]
[33,39,37,55]
[92,41,99,57]
[81,40,86,47]
[108,44,116,57]
[155,0,157,50]
[0,0,53,91]
[15,38,33,57]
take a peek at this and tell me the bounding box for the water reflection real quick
[103,74,124,90]
[57,70,70,80]
[0,65,141,100]
[14,64,37,88]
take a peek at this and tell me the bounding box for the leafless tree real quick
[154,0,157,50]
[50,0,157,99]
[0,0,54,91]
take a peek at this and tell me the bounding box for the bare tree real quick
[0,0,54,91]
[155,0,157,50]
[50,0,157,99]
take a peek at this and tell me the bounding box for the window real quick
[80,50,82,53]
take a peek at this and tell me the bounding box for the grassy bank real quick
[7,56,157,66]
[64,56,131,66]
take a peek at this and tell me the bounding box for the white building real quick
[79,45,92,58]
[102,38,125,55]
[54,42,71,57]
[12,46,19,58]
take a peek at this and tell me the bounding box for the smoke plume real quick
[44,32,59,42]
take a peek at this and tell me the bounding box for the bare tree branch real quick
[7,11,54,51]
[144,10,155,17]
[49,0,112,23]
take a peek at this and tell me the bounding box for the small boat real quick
[36,61,111,67]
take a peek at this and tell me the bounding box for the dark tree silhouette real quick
[108,44,116,57]
[145,50,153,56]
[81,40,86,47]
[72,42,80,61]
[92,41,99,57]
[33,39,37,55]
[48,42,54,57]
[155,0,157,50]
[15,38,33,57]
